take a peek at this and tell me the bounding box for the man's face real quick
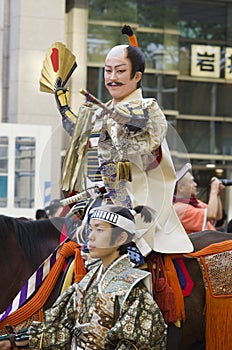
[104,46,142,103]
[179,172,197,198]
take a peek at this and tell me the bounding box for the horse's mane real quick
[0,215,67,270]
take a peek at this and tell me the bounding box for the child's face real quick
[88,219,121,261]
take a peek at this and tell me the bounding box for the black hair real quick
[126,46,145,88]
[107,205,153,255]
[90,204,152,255]
[111,226,133,255]
[35,209,48,220]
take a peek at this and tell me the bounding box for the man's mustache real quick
[106,82,125,86]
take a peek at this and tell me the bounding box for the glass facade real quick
[177,0,232,174]
[88,0,137,22]
[138,0,178,29]
[178,1,228,42]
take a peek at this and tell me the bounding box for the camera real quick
[220,179,232,186]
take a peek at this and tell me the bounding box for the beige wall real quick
[5,0,66,200]
[0,0,90,204]
[62,2,89,150]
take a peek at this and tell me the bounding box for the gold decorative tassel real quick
[116,161,132,182]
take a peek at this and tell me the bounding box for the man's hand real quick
[110,110,131,124]
[111,103,133,124]
[54,87,77,124]
[210,177,225,195]
[112,101,148,130]
[54,87,70,111]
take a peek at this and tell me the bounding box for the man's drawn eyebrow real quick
[105,63,127,68]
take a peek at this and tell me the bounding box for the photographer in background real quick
[173,171,225,234]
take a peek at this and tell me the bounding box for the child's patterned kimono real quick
[29,254,167,349]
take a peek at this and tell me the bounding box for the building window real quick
[138,0,178,29]
[87,24,127,63]
[217,83,232,117]
[178,0,227,41]
[178,0,228,77]
[176,119,232,156]
[88,0,137,22]
[143,74,177,109]
[0,136,8,207]
[87,67,109,102]
[178,81,212,115]
[215,122,232,156]
[14,137,35,208]
[177,120,211,154]
[137,32,179,71]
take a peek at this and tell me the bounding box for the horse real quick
[0,214,76,315]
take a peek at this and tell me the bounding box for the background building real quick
[0,0,232,219]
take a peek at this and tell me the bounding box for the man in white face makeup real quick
[55,25,193,256]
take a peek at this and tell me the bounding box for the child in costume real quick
[0,205,167,349]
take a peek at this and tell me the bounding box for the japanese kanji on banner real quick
[225,48,232,80]
[191,44,221,78]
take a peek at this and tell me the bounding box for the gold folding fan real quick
[40,42,77,93]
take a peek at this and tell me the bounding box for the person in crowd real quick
[35,208,48,220]
[54,25,193,255]
[0,204,167,349]
[173,171,225,234]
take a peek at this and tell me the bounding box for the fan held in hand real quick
[40,42,77,93]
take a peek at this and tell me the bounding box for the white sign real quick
[191,44,221,78]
